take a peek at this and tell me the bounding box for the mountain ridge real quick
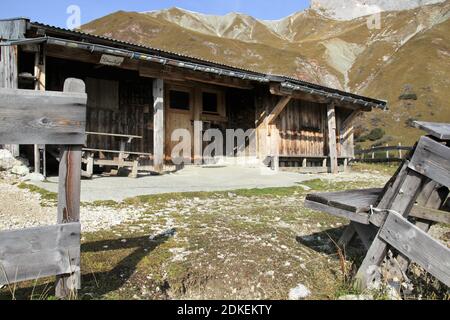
[82,0,450,146]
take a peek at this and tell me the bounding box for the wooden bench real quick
[270,155,351,173]
[82,132,153,178]
[304,121,450,291]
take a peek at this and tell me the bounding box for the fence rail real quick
[354,143,413,163]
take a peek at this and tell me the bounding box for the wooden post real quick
[0,44,20,156]
[55,79,85,299]
[33,45,46,174]
[398,142,403,159]
[153,79,164,173]
[327,103,338,174]
[386,144,389,160]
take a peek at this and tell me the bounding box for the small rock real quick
[11,165,30,176]
[265,271,275,277]
[297,184,311,191]
[289,284,311,300]
[21,172,45,182]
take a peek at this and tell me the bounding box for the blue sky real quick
[0,1,310,27]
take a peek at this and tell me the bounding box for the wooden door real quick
[165,85,195,162]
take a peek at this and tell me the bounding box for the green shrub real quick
[365,128,385,141]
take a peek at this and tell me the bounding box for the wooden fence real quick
[0,78,86,298]
[306,121,450,290]
[354,143,413,163]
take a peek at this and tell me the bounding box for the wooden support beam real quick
[267,96,291,125]
[327,103,338,174]
[341,110,363,134]
[55,78,85,299]
[379,212,450,287]
[153,78,164,173]
[355,170,427,290]
[410,205,450,225]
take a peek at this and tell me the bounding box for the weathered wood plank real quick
[0,39,19,155]
[0,19,27,40]
[0,88,87,145]
[0,223,81,286]
[410,205,450,225]
[413,121,450,140]
[355,170,427,289]
[153,78,164,173]
[408,136,450,188]
[379,212,450,287]
[305,199,370,225]
[306,188,382,214]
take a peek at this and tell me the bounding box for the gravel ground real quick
[0,173,148,232]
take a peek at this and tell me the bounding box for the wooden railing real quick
[0,78,87,298]
[354,143,413,163]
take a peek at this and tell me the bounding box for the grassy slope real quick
[359,19,450,146]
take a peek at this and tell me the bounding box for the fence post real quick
[55,78,85,299]
[398,142,403,159]
[386,144,390,160]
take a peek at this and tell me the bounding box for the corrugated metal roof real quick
[25,20,387,108]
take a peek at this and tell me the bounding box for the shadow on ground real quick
[0,229,175,300]
[296,226,365,259]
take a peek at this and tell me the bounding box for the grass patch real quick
[350,162,399,176]
[17,183,57,206]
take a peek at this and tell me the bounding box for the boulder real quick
[0,149,15,170]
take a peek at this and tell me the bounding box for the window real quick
[169,90,191,111]
[202,92,219,114]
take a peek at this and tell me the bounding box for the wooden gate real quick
[0,78,86,298]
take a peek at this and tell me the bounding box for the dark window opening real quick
[202,92,219,114]
[169,90,191,110]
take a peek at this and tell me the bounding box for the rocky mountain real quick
[82,0,450,146]
[311,0,446,20]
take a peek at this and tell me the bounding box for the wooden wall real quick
[41,54,355,164]
[256,86,356,160]
[275,99,327,157]
[46,57,154,154]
